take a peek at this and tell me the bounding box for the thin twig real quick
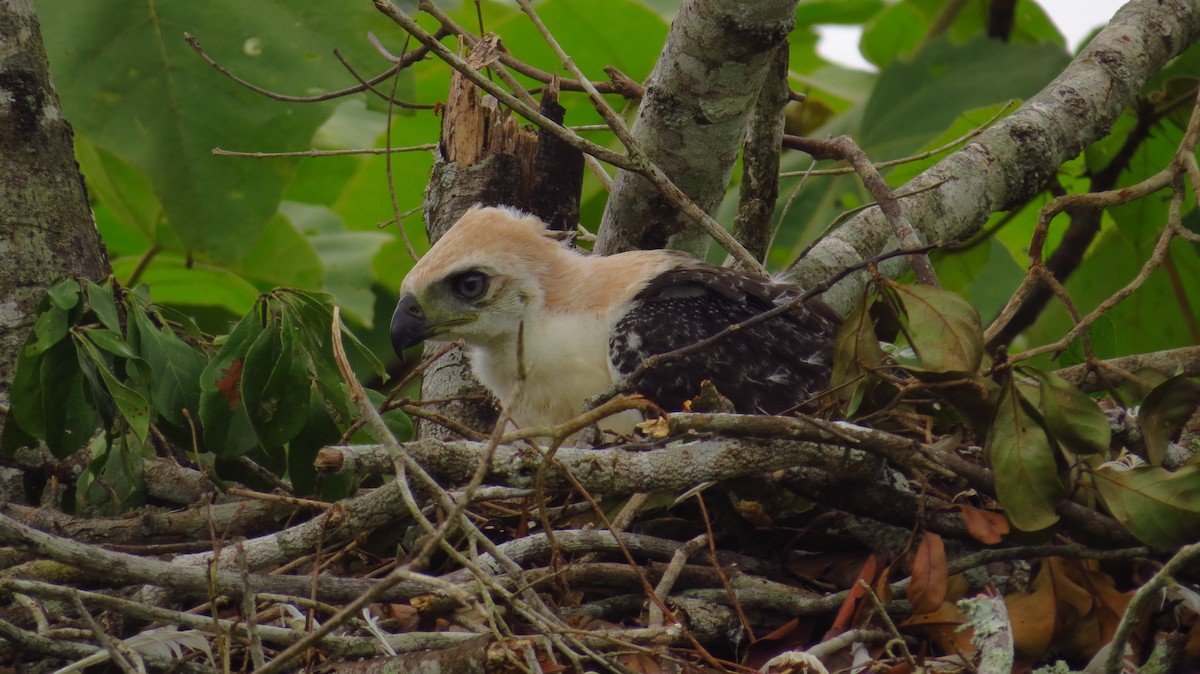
[212,145,435,158]
[184,31,443,103]
[784,134,938,286]
[1104,541,1200,674]
[779,102,1013,178]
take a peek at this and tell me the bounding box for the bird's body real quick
[392,206,840,434]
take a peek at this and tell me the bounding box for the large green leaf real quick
[6,340,99,458]
[1093,464,1200,549]
[795,0,885,26]
[860,37,1070,160]
[987,378,1066,531]
[110,256,260,316]
[228,213,324,292]
[891,283,984,373]
[38,0,416,263]
[1031,369,1111,456]
[127,308,209,428]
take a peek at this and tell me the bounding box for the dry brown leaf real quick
[826,555,880,638]
[1046,557,1095,619]
[907,532,948,614]
[959,504,1009,544]
[1005,562,1057,661]
[636,416,671,438]
[900,602,975,658]
[617,652,666,674]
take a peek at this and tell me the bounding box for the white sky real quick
[816,0,1130,70]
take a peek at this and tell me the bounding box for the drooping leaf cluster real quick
[832,281,1200,549]
[2,279,407,513]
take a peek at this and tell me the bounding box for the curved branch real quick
[785,0,1200,314]
[595,0,800,259]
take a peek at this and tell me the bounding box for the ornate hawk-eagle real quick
[391,206,841,432]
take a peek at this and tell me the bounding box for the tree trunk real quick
[0,0,110,413]
[595,0,799,260]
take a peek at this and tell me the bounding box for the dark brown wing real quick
[608,262,841,414]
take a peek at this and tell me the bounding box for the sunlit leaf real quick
[111,256,261,316]
[38,0,416,263]
[891,283,984,373]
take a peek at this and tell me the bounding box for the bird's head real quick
[391,206,567,356]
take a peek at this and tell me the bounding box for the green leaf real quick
[891,283,984,373]
[85,279,122,332]
[795,0,885,26]
[199,308,265,457]
[128,308,208,428]
[859,0,926,67]
[25,305,70,358]
[85,328,139,360]
[280,201,391,326]
[312,231,392,327]
[1138,376,1200,466]
[1056,316,1117,368]
[283,288,385,383]
[1031,369,1111,456]
[47,279,81,310]
[75,335,151,443]
[74,135,166,243]
[1093,464,1200,549]
[242,310,312,448]
[860,37,1070,159]
[6,340,99,458]
[286,388,342,497]
[987,378,1066,531]
[38,1,416,263]
[76,432,148,515]
[110,256,261,316]
[228,211,324,291]
[830,290,886,407]
[367,389,413,443]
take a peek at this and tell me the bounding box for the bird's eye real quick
[451,271,488,300]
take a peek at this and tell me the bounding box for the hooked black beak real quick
[391,293,430,356]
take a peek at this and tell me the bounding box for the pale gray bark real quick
[595,0,799,259]
[0,0,109,411]
[784,0,1200,314]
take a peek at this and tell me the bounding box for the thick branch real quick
[785,0,1200,314]
[0,0,110,411]
[595,0,799,259]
